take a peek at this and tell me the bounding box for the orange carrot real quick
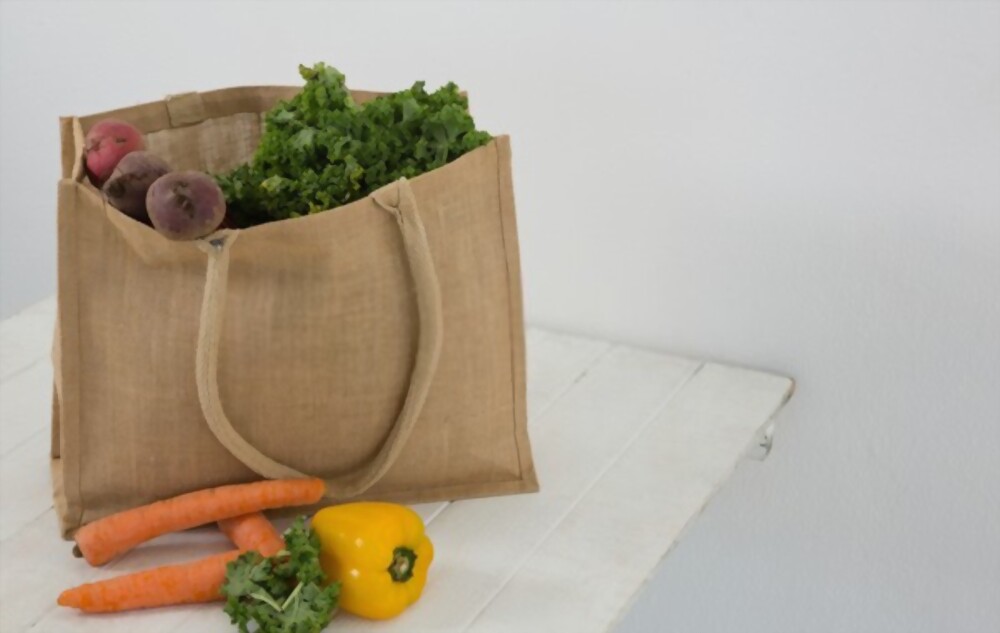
[74,478,324,566]
[59,513,288,613]
[58,550,239,613]
[218,512,284,557]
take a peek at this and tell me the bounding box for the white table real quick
[1,297,793,633]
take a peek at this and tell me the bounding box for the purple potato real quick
[102,151,171,223]
[146,171,227,241]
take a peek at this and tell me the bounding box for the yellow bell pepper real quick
[312,502,434,620]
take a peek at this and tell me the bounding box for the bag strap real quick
[194,178,443,499]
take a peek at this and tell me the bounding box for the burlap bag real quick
[52,87,537,536]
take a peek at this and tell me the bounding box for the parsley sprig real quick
[222,517,339,633]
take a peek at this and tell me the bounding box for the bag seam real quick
[494,139,525,480]
[72,183,85,530]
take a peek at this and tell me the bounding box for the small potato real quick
[102,151,171,223]
[147,171,227,241]
[84,119,144,187]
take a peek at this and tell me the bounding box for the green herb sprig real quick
[222,517,339,633]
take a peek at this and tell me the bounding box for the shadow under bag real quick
[51,86,537,536]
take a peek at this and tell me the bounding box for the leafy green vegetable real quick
[216,62,492,226]
[222,517,339,633]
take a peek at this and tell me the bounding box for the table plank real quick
[1,359,52,456]
[0,431,52,541]
[0,296,55,380]
[524,329,612,422]
[466,364,794,633]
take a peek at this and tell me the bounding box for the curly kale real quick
[216,63,492,227]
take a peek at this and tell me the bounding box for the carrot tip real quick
[72,544,83,558]
[57,591,76,608]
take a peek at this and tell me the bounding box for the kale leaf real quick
[216,63,492,227]
[222,517,339,633]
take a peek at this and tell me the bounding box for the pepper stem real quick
[388,547,417,583]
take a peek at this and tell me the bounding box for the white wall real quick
[2,1,998,631]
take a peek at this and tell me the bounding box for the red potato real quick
[147,171,227,240]
[84,119,144,187]
[102,151,171,223]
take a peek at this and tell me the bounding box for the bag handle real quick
[195,178,443,499]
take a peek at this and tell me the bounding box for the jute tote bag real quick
[52,87,537,536]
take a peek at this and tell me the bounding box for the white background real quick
[2,1,999,631]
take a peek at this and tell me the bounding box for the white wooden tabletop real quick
[0,296,793,633]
